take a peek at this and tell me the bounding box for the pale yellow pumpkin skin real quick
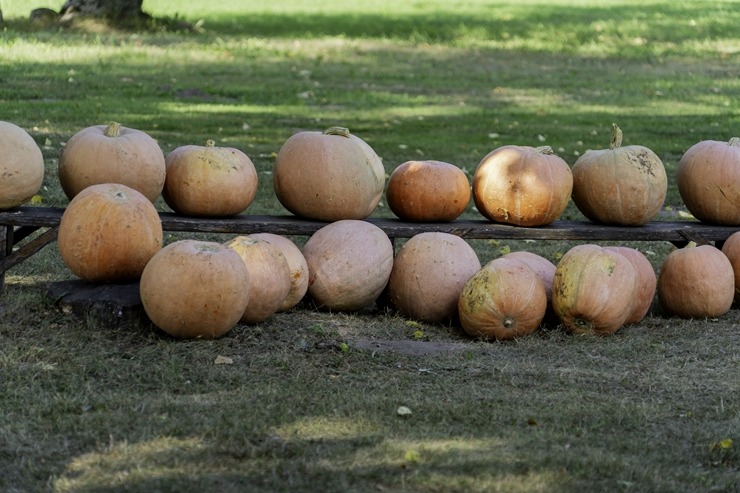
[140,240,250,339]
[604,246,656,324]
[0,121,45,209]
[249,233,309,311]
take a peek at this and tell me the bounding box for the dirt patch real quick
[350,337,476,356]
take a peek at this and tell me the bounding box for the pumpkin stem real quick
[323,126,351,138]
[535,146,554,155]
[685,241,697,248]
[728,137,740,147]
[205,139,216,147]
[609,124,623,150]
[104,121,122,138]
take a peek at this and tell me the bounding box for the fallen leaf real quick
[214,355,234,365]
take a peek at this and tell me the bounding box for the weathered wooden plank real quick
[0,227,59,273]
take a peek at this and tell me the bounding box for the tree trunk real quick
[59,0,147,20]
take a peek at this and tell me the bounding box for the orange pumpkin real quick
[501,251,556,303]
[472,145,572,226]
[273,126,385,221]
[386,160,470,222]
[140,240,250,339]
[571,124,667,226]
[0,121,45,209]
[163,140,258,217]
[676,137,740,225]
[249,233,309,311]
[58,121,166,202]
[721,231,740,301]
[57,183,163,283]
[604,246,656,324]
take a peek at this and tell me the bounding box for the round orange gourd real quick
[676,137,740,225]
[657,243,734,318]
[58,121,166,202]
[273,127,385,221]
[571,124,667,225]
[163,140,258,217]
[472,145,572,226]
[387,232,480,323]
[57,183,163,282]
[458,257,548,341]
[604,246,656,324]
[551,244,637,336]
[302,219,393,311]
[0,121,45,209]
[386,160,470,222]
[140,240,250,339]
[721,231,740,301]
[249,233,309,311]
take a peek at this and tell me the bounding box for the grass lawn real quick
[1,1,738,491]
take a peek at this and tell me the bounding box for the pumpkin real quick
[501,251,556,303]
[58,121,166,202]
[249,233,309,311]
[302,219,393,311]
[224,236,292,324]
[140,240,250,339]
[657,243,734,318]
[472,145,572,226]
[551,244,637,336]
[57,183,163,282]
[676,137,740,225]
[386,160,470,222]
[721,231,740,301]
[273,126,385,221]
[604,246,656,324]
[387,232,480,323]
[162,140,258,217]
[571,124,667,225]
[458,257,548,341]
[0,121,45,210]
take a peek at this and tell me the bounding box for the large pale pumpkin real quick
[604,246,656,324]
[386,160,470,222]
[163,140,258,217]
[552,244,637,336]
[273,127,385,221]
[721,231,740,301]
[571,124,667,225]
[501,251,556,303]
[387,232,480,323]
[472,145,572,226]
[249,233,309,311]
[458,257,548,341]
[140,240,250,339]
[676,137,740,225]
[58,121,166,202]
[302,219,393,311]
[57,183,163,282]
[657,243,734,318]
[0,121,45,209]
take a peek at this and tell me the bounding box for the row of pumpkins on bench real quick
[2,119,740,225]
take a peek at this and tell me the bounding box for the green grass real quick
[1,1,739,492]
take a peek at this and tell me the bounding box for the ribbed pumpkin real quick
[58,122,166,202]
[657,243,734,318]
[57,183,163,282]
[0,121,45,209]
[250,233,309,311]
[458,257,548,341]
[387,232,480,323]
[552,244,637,336]
[386,160,470,222]
[140,240,250,339]
[302,219,393,311]
[163,140,258,217]
[273,126,385,221]
[472,145,572,226]
[604,246,656,324]
[571,124,667,225]
[501,251,556,304]
[721,231,740,301]
[676,137,740,225]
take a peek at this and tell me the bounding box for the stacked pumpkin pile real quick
[1,119,740,341]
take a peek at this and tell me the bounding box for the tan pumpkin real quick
[163,140,258,217]
[501,251,556,303]
[676,137,740,225]
[224,236,292,324]
[657,243,734,318]
[458,257,548,341]
[721,231,740,301]
[273,126,385,221]
[387,232,480,323]
[571,124,667,225]
[0,121,45,209]
[386,160,470,222]
[604,246,656,324]
[302,219,393,311]
[249,233,309,311]
[552,244,637,336]
[58,121,166,202]
[140,240,250,339]
[57,183,163,282]
[472,145,572,226]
